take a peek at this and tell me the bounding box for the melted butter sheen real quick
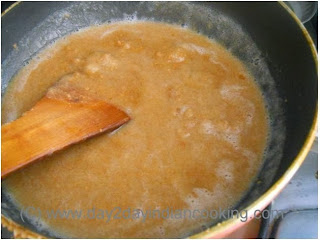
[2,22,268,238]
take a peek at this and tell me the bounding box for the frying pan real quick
[1,2,317,238]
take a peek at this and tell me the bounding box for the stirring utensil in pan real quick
[1,77,130,178]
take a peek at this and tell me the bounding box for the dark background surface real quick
[1,1,15,13]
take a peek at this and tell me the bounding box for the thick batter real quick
[2,22,268,238]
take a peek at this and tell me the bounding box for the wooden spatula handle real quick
[1,96,130,178]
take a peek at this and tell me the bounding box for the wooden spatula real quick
[1,79,130,178]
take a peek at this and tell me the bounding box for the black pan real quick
[1,2,317,238]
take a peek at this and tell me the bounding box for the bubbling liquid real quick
[2,22,268,238]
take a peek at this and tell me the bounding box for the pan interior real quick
[1,2,286,238]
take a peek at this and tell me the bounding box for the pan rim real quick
[1,1,318,239]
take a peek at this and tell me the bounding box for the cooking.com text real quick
[21,206,284,223]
